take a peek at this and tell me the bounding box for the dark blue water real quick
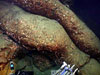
[71,0,100,39]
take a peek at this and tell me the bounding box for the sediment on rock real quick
[0,1,90,68]
[5,0,100,59]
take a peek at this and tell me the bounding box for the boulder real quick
[0,1,89,68]
[5,0,100,59]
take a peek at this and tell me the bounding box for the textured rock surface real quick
[14,56,60,75]
[78,59,100,75]
[0,30,21,70]
[14,49,55,71]
[5,0,100,59]
[0,1,90,68]
[0,1,100,75]
[32,53,55,71]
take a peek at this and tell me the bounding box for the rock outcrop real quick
[5,0,100,59]
[0,1,89,68]
[0,1,100,75]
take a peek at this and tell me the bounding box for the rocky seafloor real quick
[0,0,100,75]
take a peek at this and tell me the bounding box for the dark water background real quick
[71,0,100,39]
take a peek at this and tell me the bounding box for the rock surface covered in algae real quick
[0,1,100,75]
[5,0,100,59]
[0,1,90,67]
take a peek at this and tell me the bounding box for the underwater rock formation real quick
[0,30,21,70]
[79,59,100,75]
[5,0,100,59]
[32,52,55,71]
[0,1,89,68]
[0,1,100,75]
[14,49,56,71]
